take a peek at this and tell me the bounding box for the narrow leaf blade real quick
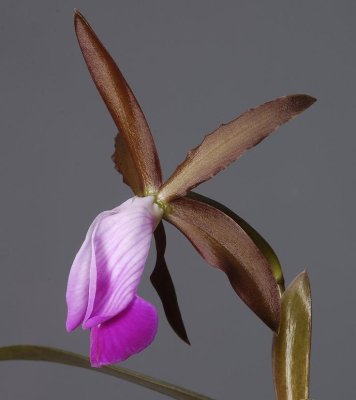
[187,192,285,293]
[165,196,281,332]
[74,11,162,194]
[272,271,312,400]
[151,222,190,344]
[158,95,316,202]
[0,345,212,400]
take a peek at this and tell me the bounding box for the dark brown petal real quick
[112,133,142,195]
[165,195,281,332]
[187,192,285,294]
[151,222,190,344]
[74,11,162,195]
[158,95,316,202]
[272,271,312,400]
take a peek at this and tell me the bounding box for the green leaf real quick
[151,221,190,344]
[0,345,213,400]
[74,11,162,195]
[158,95,316,203]
[272,271,312,400]
[165,195,281,332]
[187,192,285,294]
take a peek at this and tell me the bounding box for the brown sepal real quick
[187,192,285,294]
[158,95,316,202]
[165,195,281,332]
[74,11,162,195]
[151,222,190,344]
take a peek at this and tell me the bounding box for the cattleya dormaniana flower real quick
[66,11,316,367]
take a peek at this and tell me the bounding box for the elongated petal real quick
[74,11,162,195]
[158,95,316,202]
[66,210,112,332]
[84,196,162,328]
[165,196,281,332]
[112,133,142,195]
[187,192,285,293]
[272,271,312,400]
[90,296,158,367]
[151,222,189,344]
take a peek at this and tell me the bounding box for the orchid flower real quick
[66,11,316,367]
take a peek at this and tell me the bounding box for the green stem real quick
[0,345,213,400]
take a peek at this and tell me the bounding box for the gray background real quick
[0,1,354,399]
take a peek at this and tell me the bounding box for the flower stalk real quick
[0,345,213,400]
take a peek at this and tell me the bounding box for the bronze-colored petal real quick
[112,133,142,195]
[74,11,162,195]
[158,95,316,202]
[165,196,281,332]
[151,222,190,344]
[272,271,312,400]
[187,192,285,294]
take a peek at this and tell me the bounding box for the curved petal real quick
[158,95,316,202]
[74,11,162,195]
[150,221,190,344]
[66,210,112,332]
[112,133,143,195]
[187,192,285,294]
[83,196,162,329]
[90,296,158,367]
[165,195,281,332]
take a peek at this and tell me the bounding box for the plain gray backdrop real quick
[0,1,355,399]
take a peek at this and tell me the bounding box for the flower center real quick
[147,193,170,217]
